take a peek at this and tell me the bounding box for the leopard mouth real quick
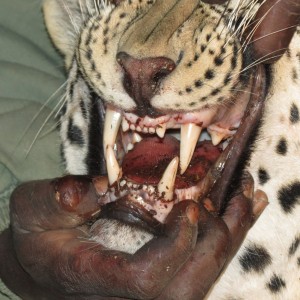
[99,65,267,228]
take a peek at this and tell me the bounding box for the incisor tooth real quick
[158,157,179,201]
[103,109,121,155]
[180,123,202,174]
[106,145,122,185]
[156,123,167,138]
[132,133,142,144]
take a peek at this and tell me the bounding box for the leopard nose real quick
[117,52,176,118]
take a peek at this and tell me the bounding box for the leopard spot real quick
[239,244,272,273]
[278,181,300,213]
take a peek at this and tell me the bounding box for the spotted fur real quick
[43,0,300,298]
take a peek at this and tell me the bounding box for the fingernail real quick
[242,173,254,199]
[252,190,269,221]
[186,204,200,225]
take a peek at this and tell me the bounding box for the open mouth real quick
[98,65,267,231]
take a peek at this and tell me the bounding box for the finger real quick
[157,206,230,300]
[14,201,199,299]
[222,173,268,257]
[252,0,300,63]
[10,176,107,232]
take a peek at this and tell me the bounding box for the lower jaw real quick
[99,65,267,233]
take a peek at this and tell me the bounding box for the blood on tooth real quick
[158,157,179,201]
[103,108,122,156]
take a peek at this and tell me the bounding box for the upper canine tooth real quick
[106,145,122,185]
[180,123,202,175]
[103,109,121,155]
[156,123,167,138]
[158,156,179,201]
[122,118,130,132]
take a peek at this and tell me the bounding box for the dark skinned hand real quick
[0,174,267,300]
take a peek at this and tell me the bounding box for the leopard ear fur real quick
[43,0,94,68]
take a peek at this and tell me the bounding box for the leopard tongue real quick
[122,135,222,189]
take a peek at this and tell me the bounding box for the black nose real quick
[117,52,176,118]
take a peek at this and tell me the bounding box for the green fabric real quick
[0,0,66,298]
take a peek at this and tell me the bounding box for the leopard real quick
[42,0,300,299]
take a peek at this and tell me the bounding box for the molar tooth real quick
[103,108,122,156]
[122,118,130,132]
[156,123,167,138]
[180,123,202,175]
[106,145,122,185]
[158,157,179,201]
[136,126,142,132]
[143,127,149,133]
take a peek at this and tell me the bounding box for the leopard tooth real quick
[132,132,142,144]
[208,130,225,146]
[156,123,167,138]
[122,118,130,132]
[106,145,122,185]
[158,156,179,201]
[103,109,122,155]
[180,123,202,174]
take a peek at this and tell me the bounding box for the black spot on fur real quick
[258,168,270,185]
[205,69,215,80]
[214,56,224,66]
[195,80,203,88]
[86,49,92,60]
[67,119,84,146]
[211,88,220,96]
[276,138,287,155]
[290,103,299,124]
[201,44,207,52]
[267,274,286,293]
[278,181,300,213]
[289,236,300,256]
[185,87,192,93]
[239,244,272,273]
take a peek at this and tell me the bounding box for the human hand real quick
[0,173,267,300]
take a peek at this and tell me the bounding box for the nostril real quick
[117,52,176,117]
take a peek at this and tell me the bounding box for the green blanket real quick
[0,0,65,298]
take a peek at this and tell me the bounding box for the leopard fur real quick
[43,0,300,298]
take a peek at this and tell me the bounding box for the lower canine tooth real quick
[180,123,202,174]
[158,157,179,201]
[103,109,121,156]
[156,123,167,138]
[106,145,122,185]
